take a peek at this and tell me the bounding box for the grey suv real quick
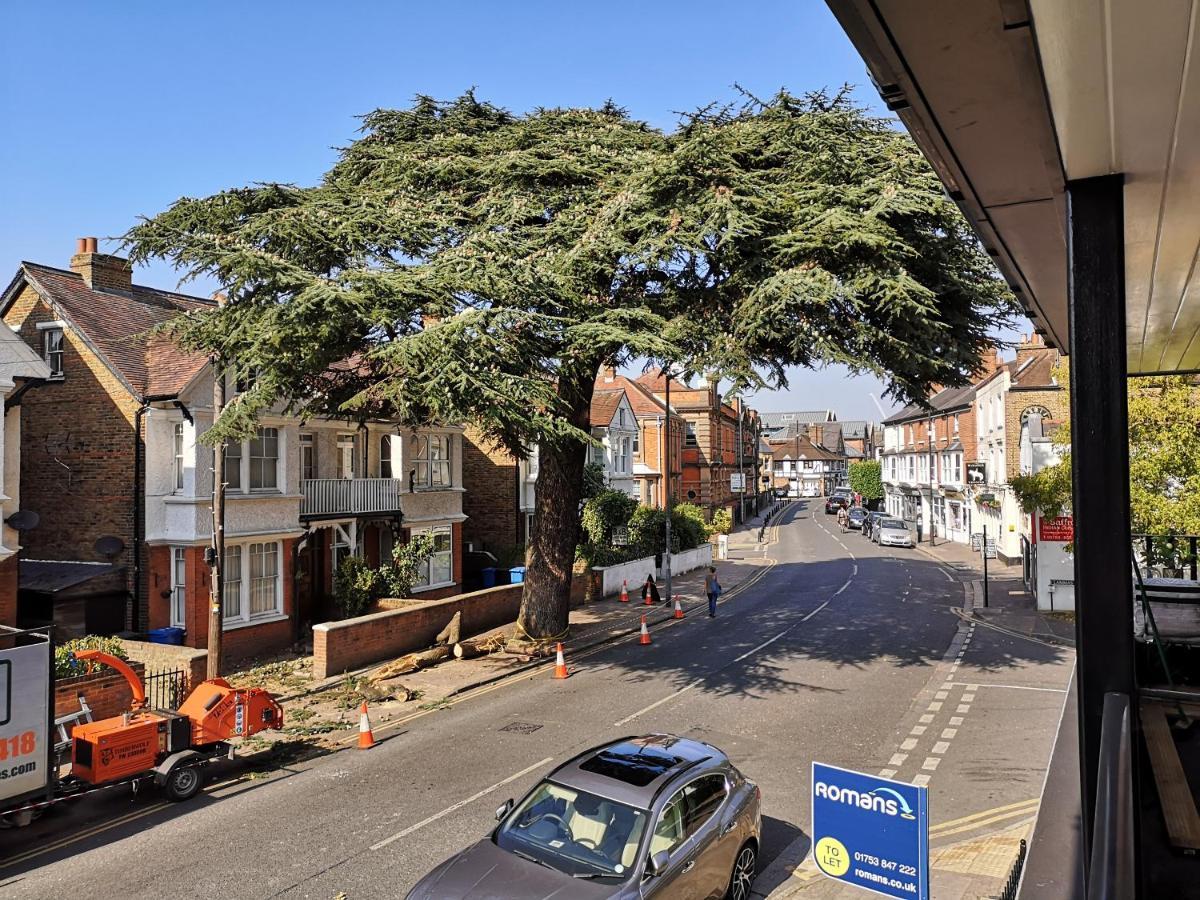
[405,734,761,899]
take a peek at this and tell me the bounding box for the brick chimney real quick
[601,365,617,383]
[1015,332,1046,367]
[70,237,132,293]
[706,372,720,407]
[974,346,1004,382]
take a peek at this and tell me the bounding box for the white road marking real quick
[371,756,555,850]
[950,716,964,726]
[879,768,897,779]
[935,690,948,700]
[946,682,1068,693]
[912,774,931,787]
[901,738,918,751]
[962,693,976,703]
[613,680,702,726]
[938,567,955,582]
[910,726,926,736]
[922,758,941,771]
[889,753,908,767]
[957,704,971,714]
[932,741,950,755]
[927,702,943,712]
[919,714,934,724]
[942,728,958,739]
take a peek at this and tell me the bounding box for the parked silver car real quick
[877,518,915,548]
[406,735,762,900]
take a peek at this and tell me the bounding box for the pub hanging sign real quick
[1039,515,1074,542]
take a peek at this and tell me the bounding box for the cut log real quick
[435,611,462,646]
[370,645,453,681]
[454,640,487,659]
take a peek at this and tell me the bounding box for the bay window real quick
[413,434,452,488]
[413,526,454,589]
[221,541,283,626]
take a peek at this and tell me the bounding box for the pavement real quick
[0,502,1073,900]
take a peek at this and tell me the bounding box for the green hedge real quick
[55,636,129,679]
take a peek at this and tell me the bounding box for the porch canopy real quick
[826,1,1200,896]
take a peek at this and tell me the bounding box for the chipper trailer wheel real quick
[164,765,204,802]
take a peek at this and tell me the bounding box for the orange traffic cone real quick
[643,584,654,606]
[639,615,652,645]
[553,642,570,679]
[673,595,685,619]
[620,580,630,603]
[358,700,376,749]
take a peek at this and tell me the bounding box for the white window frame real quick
[380,433,394,479]
[173,422,185,493]
[413,433,452,489]
[38,323,64,378]
[336,432,359,479]
[222,540,283,627]
[412,525,454,591]
[248,427,280,492]
[684,421,698,447]
[300,432,316,481]
[170,547,187,628]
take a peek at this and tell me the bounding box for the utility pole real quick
[207,294,227,679]
[663,368,673,606]
[928,413,937,545]
[736,399,744,524]
[207,362,226,678]
[981,523,990,608]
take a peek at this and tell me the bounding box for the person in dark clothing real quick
[704,566,721,617]
[641,574,661,605]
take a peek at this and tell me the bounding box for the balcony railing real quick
[301,478,404,518]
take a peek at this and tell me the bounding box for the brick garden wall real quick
[117,638,208,691]
[313,583,523,679]
[0,556,16,626]
[54,661,147,734]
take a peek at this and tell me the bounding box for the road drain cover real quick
[500,722,543,734]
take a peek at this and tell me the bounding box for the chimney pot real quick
[85,237,98,253]
[76,237,88,254]
[602,365,617,382]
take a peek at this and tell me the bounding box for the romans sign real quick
[1040,515,1074,542]
[811,762,929,899]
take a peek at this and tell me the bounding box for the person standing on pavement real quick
[704,566,721,617]
[641,574,661,605]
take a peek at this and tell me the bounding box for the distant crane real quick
[867,392,889,420]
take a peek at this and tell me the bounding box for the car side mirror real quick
[495,798,514,822]
[647,850,670,877]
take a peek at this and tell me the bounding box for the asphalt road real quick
[0,502,1073,899]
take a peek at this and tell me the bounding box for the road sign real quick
[811,762,929,900]
[970,533,982,551]
[730,473,746,493]
[984,539,998,559]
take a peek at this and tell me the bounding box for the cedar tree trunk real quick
[517,360,598,640]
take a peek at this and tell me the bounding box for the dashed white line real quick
[371,756,554,849]
[910,726,927,736]
[879,768,897,779]
[919,714,934,724]
[613,681,702,727]
[912,774,931,787]
[922,758,941,771]
[900,738,918,751]
[932,741,951,755]
[889,753,908,767]
[957,704,971,714]
[950,716,964,726]
[945,682,1068,693]
[942,728,958,739]
[927,702,943,712]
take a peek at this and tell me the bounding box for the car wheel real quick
[164,765,204,802]
[725,841,757,900]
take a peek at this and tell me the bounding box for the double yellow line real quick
[793,797,1040,882]
[0,800,170,873]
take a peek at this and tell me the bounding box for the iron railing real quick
[300,477,404,518]
[994,838,1027,900]
[1134,533,1200,579]
[1087,692,1135,900]
[144,668,187,711]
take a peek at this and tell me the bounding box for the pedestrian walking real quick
[641,574,661,605]
[704,566,721,618]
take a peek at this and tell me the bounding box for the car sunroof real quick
[578,741,688,787]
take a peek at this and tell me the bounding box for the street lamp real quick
[663,367,674,607]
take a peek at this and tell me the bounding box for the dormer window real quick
[42,326,64,377]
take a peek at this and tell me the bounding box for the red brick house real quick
[1,240,464,658]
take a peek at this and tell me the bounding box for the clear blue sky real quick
[0,1,1023,421]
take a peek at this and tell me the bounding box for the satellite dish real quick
[94,535,125,559]
[4,510,39,531]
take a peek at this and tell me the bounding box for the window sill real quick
[223,612,288,632]
[46,374,64,382]
[410,580,456,594]
[411,486,465,493]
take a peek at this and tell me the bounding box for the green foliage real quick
[709,508,733,536]
[388,531,436,596]
[674,503,711,540]
[332,555,387,619]
[580,462,607,501]
[581,489,639,545]
[56,636,128,679]
[1010,367,1200,537]
[332,532,435,619]
[628,504,705,556]
[848,460,883,501]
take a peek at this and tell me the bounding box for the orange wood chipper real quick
[61,650,283,803]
